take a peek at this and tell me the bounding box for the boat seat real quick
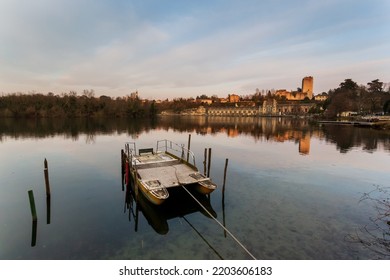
[139,148,154,155]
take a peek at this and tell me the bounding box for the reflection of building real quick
[299,134,310,155]
[267,130,311,155]
[159,115,313,155]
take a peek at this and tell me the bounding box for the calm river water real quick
[0,116,389,260]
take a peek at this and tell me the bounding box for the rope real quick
[170,164,257,260]
[182,216,224,260]
[181,185,257,260]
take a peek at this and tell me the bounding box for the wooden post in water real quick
[186,134,191,163]
[207,148,212,177]
[44,158,51,197]
[28,190,37,222]
[203,148,207,176]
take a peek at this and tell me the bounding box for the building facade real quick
[206,100,315,116]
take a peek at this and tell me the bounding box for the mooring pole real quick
[28,190,37,222]
[207,148,212,177]
[203,148,207,176]
[186,134,191,162]
[44,158,51,197]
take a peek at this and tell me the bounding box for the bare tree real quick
[345,186,390,258]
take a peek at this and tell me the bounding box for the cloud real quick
[0,0,389,97]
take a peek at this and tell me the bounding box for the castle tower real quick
[302,76,313,99]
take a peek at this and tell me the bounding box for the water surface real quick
[0,116,389,259]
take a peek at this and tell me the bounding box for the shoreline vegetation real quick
[1,79,389,122]
[0,90,157,119]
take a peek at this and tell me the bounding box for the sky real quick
[0,0,389,99]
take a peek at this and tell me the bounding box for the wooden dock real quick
[318,120,390,128]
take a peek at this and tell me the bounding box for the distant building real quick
[314,92,328,102]
[262,99,278,114]
[228,94,240,103]
[219,98,228,103]
[196,98,213,105]
[207,99,315,116]
[275,76,314,101]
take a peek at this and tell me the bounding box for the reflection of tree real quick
[320,124,389,153]
[1,117,389,154]
[346,186,390,258]
[85,133,96,144]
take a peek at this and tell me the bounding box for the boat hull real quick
[136,178,169,205]
[194,180,217,195]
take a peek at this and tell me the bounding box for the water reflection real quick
[124,183,217,235]
[0,116,389,154]
[1,115,389,259]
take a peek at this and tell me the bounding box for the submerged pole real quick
[186,134,191,162]
[46,196,51,225]
[121,149,124,173]
[125,161,130,188]
[222,158,229,238]
[133,169,139,202]
[31,220,37,247]
[223,158,229,189]
[28,190,37,222]
[207,148,212,177]
[121,149,125,191]
[44,158,51,197]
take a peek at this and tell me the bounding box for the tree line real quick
[323,79,390,118]
[1,78,389,118]
[0,90,157,118]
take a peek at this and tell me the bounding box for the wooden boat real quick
[124,140,217,205]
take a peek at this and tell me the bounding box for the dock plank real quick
[137,163,200,188]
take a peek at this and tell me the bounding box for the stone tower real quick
[302,76,313,99]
